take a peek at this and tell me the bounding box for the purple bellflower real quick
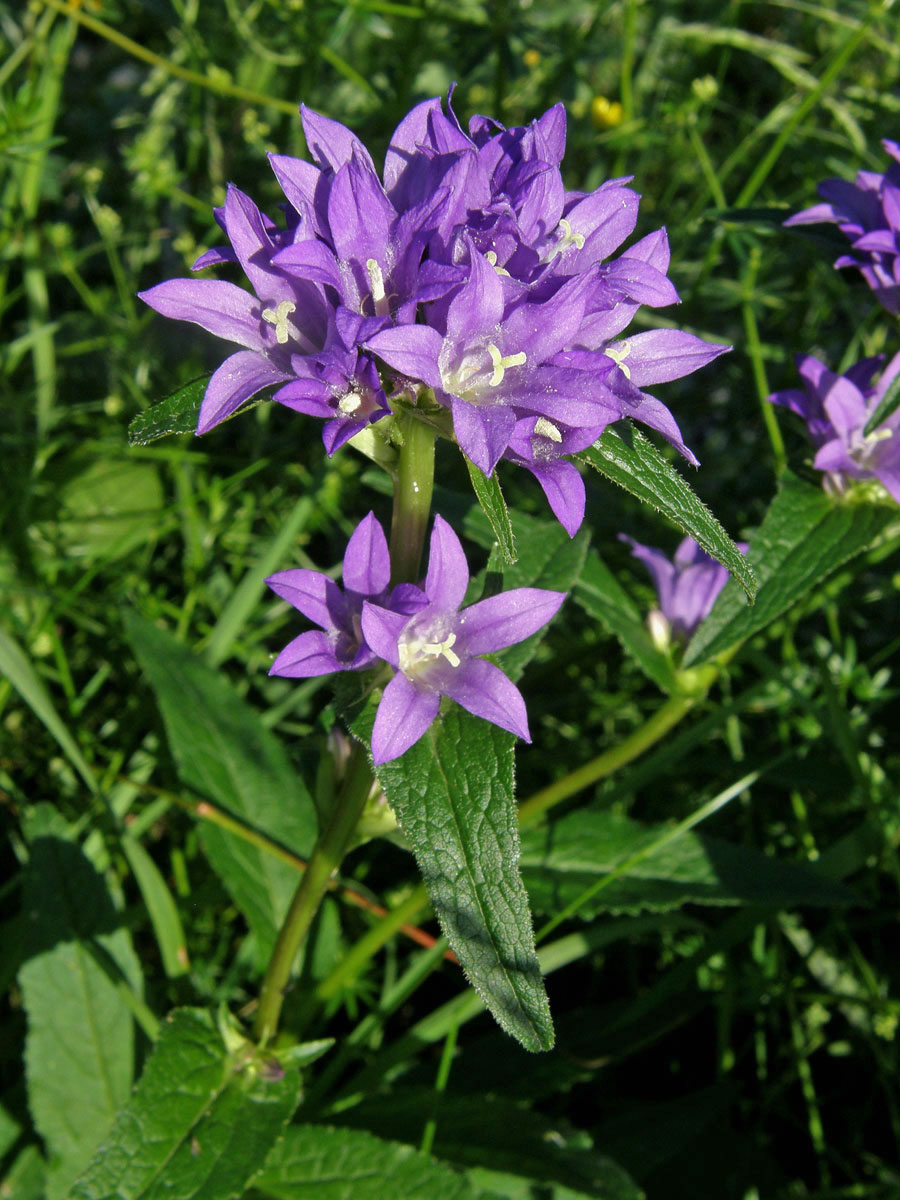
[768,351,900,504]
[360,516,565,763]
[620,534,747,644]
[266,512,424,678]
[785,140,900,315]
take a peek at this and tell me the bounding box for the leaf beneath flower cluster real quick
[580,425,758,601]
[370,707,554,1053]
[683,471,898,665]
[464,457,517,564]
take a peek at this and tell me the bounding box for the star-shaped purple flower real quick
[360,516,565,763]
[768,350,900,503]
[266,512,424,677]
[785,139,900,315]
[620,534,748,643]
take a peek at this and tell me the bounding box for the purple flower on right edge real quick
[785,139,900,315]
[767,351,900,504]
[620,535,748,645]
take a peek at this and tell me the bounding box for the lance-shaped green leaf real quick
[573,547,679,693]
[330,1090,642,1200]
[19,836,140,1200]
[683,472,898,666]
[579,426,757,600]
[121,836,189,978]
[128,377,208,445]
[364,705,553,1052]
[254,1123,483,1200]
[124,612,317,962]
[520,806,860,918]
[69,1008,302,1200]
[464,456,517,565]
[864,367,900,436]
[129,380,274,446]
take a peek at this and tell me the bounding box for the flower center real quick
[261,299,297,344]
[853,425,893,467]
[339,391,362,414]
[398,626,461,677]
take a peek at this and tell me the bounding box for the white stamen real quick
[534,417,563,443]
[606,341,632,380]
[365,258,385,302]
[261,299,296,345]
[488,343,527,387]
[339,391,362,414]
[365,258,392,317]
[485,250,511,277]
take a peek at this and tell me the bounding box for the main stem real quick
[389,408,436,585]
[254,410,437,1045]
[254,741,373,1045]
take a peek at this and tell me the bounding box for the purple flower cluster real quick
[768,351,900,503]
[621,534,747,643]
[139,96,727,536]
[268,513,564,762]
[786,139,900,315]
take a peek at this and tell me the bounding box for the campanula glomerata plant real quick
[9,5,900,1196]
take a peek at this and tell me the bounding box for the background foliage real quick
[3,0,900,1197]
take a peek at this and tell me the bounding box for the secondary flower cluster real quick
[139,95,728,536]
[768,351,900,504]
[621,534,747,644]
[268,514,564,762]
[780,138,900,506]
[786,139,900,315]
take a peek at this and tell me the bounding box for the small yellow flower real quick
[590,95,623,129]
[523,49,541,69]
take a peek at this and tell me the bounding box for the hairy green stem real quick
[254,741,373,1045]
[518,672,717,828]
[389,410,436,585]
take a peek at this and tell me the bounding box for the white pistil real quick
[399,631,461,673]
[261,299,296,345]
[485,250,510,277]
[534,417,563,443]
[606,341,632,380]
[544,217,586,263]
[557,218,585,250]
[488,343,527,387]
[339,391,362,414]
[366,258,391,317]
